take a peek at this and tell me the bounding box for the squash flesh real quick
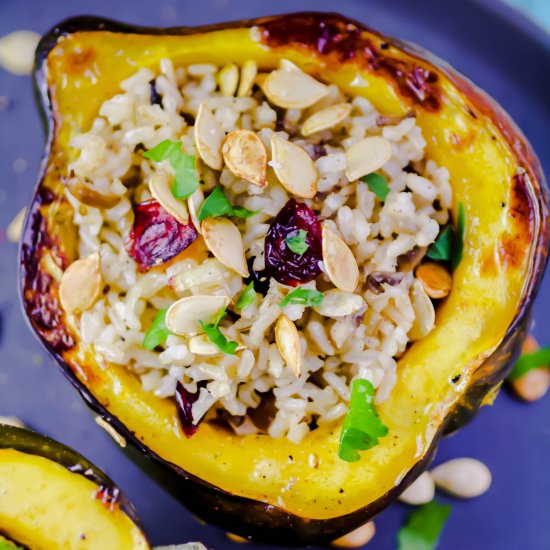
[35,25,536,520]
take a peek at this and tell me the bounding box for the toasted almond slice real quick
[187,187,204,233]
[237,59,257,97]
[222,130,267,187]
[301,103,352,136]
[322,226,359,292]
[409,279,436,340]
[314,289,366,318]
[270,134,318,198]
[59,252,103,314]
[194,103,224,170]
[217,63,239,96]
[275,315,302,377]
[201,217,249,277]
[279,58,301,72]
[416,262,452,299]
[262,69,328,109]
[165,294,230,336]
[149,173,189,224]
[345,136,392,182]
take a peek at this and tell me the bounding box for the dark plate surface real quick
[1,0,549,548]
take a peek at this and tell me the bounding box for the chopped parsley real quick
[236,282,257,310]
[508,345,550,381]
[338,379,388,462]
[144,140,199,199]
[280,287,324,308]
[451,202,466,271]
[285,229,309,255]
[198,186,259,221]
[143,308,172,350]
[199,307,238,355]
[361,172,390,201]
[0,542,23,550]
[427,202,467,271]
[397,501,452,550]
[427,226,453,261]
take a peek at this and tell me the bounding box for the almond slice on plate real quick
[270,134,318,198]
[149,173,189,224]
[59,252,103,314]
[194,102,224,170]
[201,217,249,277]
[261,69,328,109]
[222,130,267,187]
[217,63,239,96]
[322,225,359,292]
[165,294,230,336]
[275,315,302,377]
[237,59,257,97]
[301,103,352,136]
[345,136,392,182]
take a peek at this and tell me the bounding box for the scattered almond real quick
[95,416,127,448]
[261,69,328,109]
[0,30,40,75]
[510,336,550,401]
[201,217,249,277]
[194,103,224,170]
[431,458,492,499]
[237,59,257,97]
[408,279,436,340]
[416,262,452,299]
[217,63,239,96]
[165,295,230,336]
[7,206,26,243]
[314,289,365,318]
[222,130,267,187]
[149,173,189,223]
[187,187,204,233]
[270,134,318,198]
[331,522,376,548]
[275,315,302,377]
[59,252,103,315]
[345,136,392,182]
[322,226,359,292]
[398,471,435,505]
[302,103,352,136]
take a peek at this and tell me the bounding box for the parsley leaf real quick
[285,229,309,255]
[199,307,238,355]
[397,501,452,550]
[280,288,324,308]
[236,282,257,310]
[451,202,466,271]
[144,140,199,199]
[0,541,23,550]
[361,173,390,201]
[427,203,466,271]
[143,308,172,350]
[338,379,388,462]
[508,346,550,381]
[198,186,259,221]
[426,226,453,261]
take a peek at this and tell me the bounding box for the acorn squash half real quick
[0,424,149,549]
[20,12,548,546]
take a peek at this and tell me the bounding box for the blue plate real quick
[1,0,549,548]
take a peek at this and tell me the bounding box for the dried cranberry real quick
[175,381,201,437]
[126,199,197,270]
[264,199,322,286]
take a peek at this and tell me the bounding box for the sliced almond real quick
[201,217,249,277]
[194,103,224,170]
[322,226,359,292]
[261,69,328,109]
[165,294,230,336]
[314,289,366,318]
[270,134,318,198]
[237,59,257,97]
[331,522,376,548]
[187,187,204,233]
[59,252,103,315]
[217,63,239,96]
[279,58,301,72]
[345,136,392,182]
[7,207,26,243]
[301,103,352,136]
[275,315,302,377]
[222,130,267,187]
[149,173,189,223]
[409,279,436,340]
[416,262,452,299]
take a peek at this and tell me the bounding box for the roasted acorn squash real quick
[21,13,548,545]
[0,424,149,549]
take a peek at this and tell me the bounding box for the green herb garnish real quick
[508,346,550,381]
[427,202,466,271]
[144,140,199,199]
[280,288,324,308]
[426,226,453,261]
[338,379,388,462]
[198,186,259,221]
[143,308,172,350]
[397,501,452,550]
[199,307,238,355]
[285,229,309,256]
[0,541,23,550]
[236,282,257,310]
[451,202,466,271]
[361,172,390,201]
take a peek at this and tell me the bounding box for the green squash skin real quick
[20,13,549,546]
